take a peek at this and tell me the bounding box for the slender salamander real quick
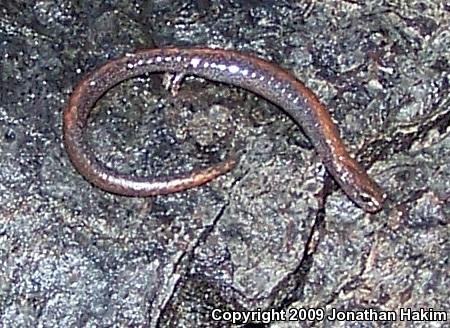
[63,48,386,212]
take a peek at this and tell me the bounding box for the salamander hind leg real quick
[163,72,186,96]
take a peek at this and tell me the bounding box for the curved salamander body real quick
[63,48,385,212]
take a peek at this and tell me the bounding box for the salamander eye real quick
[359,192,381,212]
